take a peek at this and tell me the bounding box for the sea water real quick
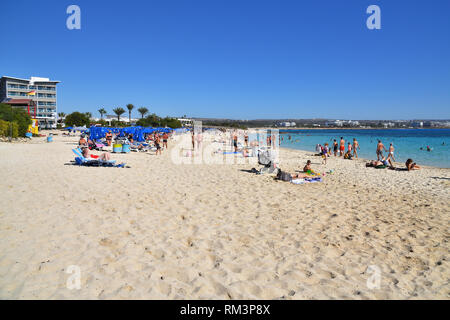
[278,129,450,168]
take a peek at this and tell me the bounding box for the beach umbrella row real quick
[89,126,173,142]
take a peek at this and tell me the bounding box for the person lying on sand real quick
[406,158,421,171]
[366,160,384,167]
[82,147,111,161]
[276,169,308,182]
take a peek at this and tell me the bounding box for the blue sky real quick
[1,0,449,120]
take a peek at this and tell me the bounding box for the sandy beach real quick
[0,131,448,299]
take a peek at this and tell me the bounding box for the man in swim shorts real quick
[162,132,168,149]
[376,140,387,161]
[333,139,338,156]
[155,134,162,155]
[233,132,238,152]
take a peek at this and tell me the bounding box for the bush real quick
[0,119,19,138]
[65,112,90,127]
[0,103,32,137]
[110,120,127,127]
[94,119,108,127]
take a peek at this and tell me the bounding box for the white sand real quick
[0,131,448,299]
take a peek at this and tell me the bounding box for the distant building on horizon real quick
[0,76,60,129]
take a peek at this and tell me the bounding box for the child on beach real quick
[322,143,329,164]
[303,160,312,172]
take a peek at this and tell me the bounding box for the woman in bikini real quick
[406,159,420,171]
[339,137,345,156]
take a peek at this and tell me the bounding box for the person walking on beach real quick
[244,131,249,147]
[387,143,395,162]
[348,142,352,155]
[339,137,345,156]
[191,131,195,150]
[376,140,387,161]
[155,134,162,155]
[333,139,338,156]
[352,138,360,158]
[162,132,168,149]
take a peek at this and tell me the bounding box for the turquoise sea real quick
[278,129,450,168]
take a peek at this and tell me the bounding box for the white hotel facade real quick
[0,76,60,128]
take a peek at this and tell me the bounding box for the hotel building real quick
[0,76,60,128]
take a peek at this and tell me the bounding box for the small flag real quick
[26,90,36,96]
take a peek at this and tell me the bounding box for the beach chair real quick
[72,148,119,167]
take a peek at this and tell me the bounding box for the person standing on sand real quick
[191,131,195,150]
[155,134,162,155]
[105,131,113,146]
[196,131,203,150]
[322,143,329,164]
[333,139,338,156]
[376,140,388,161]
[339,137,345,156]
[348,142,352,154]
[162,132,168,149]
[244,131,249,147]
[352,138,360,158]
[233,132,238,152]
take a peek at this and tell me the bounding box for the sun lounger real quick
[72,149,122,167]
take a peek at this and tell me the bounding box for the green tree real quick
[0,103,32,137]
[98,108,107,119]
[57,112,66,124]
[137,107,149,119]
[113,107,125,122]
[136,114,181,128]
[85,112,92,119]
[126,104,134,123]
[64,111,90,127]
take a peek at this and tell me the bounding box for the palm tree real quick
[126,104,134,123]
[98,108,107,119]
[138,107,149,119]
[113,107,125,122]
[58,112,66,124]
